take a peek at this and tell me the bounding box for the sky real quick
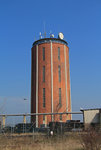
[0,0,101,121]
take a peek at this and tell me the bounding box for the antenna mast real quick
[43,22,46,38]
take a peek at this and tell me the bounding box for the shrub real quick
[81,127,101,150]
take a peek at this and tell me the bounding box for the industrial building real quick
[31,33,71,127]
[81,108,101,129]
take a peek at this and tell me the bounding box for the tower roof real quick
[32,38,68,47]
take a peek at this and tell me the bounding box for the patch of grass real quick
[0,133,83,150]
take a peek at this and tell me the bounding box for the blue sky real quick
[0,0,101,118]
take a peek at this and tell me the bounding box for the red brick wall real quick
[38,43,52,126]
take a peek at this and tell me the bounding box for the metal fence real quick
[0,112,84,135]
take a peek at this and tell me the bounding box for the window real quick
[58,47,60,60]
[43,88,45,107]
[43,47,45,61]
[43,66,45,82]
[59,88,62,106]
[60,114,62,121]
[58,66,61,82]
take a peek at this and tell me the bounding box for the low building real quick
[81,108,101,129]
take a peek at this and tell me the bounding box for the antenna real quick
[50,30,52,34]
[43,22,46,38]
[39,32,42,39]
[49,30,52,36]
[50,30,54,38]
[50,34,54,38]
[58,32,64,39]
[34,35,36,41]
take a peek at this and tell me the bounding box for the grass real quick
[0,133,83,150]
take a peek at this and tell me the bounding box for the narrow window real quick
[59,88,62,106]
[58,66,61,82]
[43,66,45,82]
[43,47,45,61]
[58,47,60,60]
[60,114,62,121]
[43,88,45,107]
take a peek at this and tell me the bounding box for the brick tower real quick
[31,33,71,127]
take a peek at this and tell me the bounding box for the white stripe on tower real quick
[69,65,72,119]
[51,42,54,121]
[64,45,68,112]
[68,51,72,118]
[36,44,38,127]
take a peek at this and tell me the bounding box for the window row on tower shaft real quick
[42,46,62,108]
[43,88,62,108]
[43,65,61,83]
[42,47,61,61]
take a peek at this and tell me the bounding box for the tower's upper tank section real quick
[32,32,68,47]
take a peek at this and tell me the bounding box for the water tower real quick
[31,33,71,127]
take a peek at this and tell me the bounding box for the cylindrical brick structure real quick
[31,37,71,127]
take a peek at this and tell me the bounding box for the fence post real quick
[23,115,26,133]
[99,110,101,130]
[23,115,26,124]
[2,116,6,128]
[33,128,34,140]
[67,114,69,120]
[45,116,47,127]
